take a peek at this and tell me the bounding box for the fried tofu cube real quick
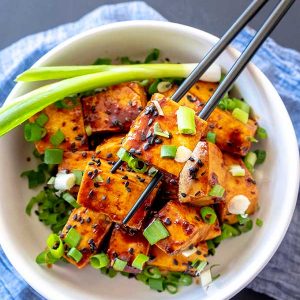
[218,153,258,224]
[204,223,222,240]
[30,100,88,154]
[95,135,125,162]
[58,151,94,172]
[175,81,257,156]
[179,141,226,206]
[122,94,207,177]
[81,82,147,134]
[62,207,112,268]
[155,201,212,254]
[148,242,208,274]
[77,159,158,229]
[107,225,150,266]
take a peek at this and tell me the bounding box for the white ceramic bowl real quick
[0,21,299,300]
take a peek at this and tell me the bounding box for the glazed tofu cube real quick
[205,223,222,240]
[176,81,257,156]
[30,100,88,153]
[159,174,179,202]
[77,159,158,229]
[58,151,94,172]
[148,242,208,274]
[179,141,226,206]
[81,82,147,134]
[107,225,150,266]
[62,207,112,268]
[155,201,212,254]
[95,134,125,162]
[218,153,258,224]
[122,94,208,177]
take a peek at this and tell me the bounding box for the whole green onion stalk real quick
[0,64,196,137]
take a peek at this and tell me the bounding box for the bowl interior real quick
[0,21,298,300]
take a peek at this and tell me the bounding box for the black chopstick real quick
[121,0,295,225]
[111,0,267,175]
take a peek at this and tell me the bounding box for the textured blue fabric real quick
[0,2,299,300]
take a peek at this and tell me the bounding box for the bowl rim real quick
[1,20,299,300]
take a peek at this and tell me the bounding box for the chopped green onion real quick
[148,167,158,177]
[143,266,161,279]
[2,64,197,137]
[148,79,160,94]
[256,218,264,227]
[229,165,245,177]
[233,98,250,113]
[113,258,127,271]
[55,97,79,109]
[164,281,178,294]
[237,214,251,225]
[44,149,64,164]
[46,233,64,258]
[254,150,267,164]
[117,148,131,162]
[100,267,118,278]
[24,123,46,142]
[90,253,109,269]
[177,106,196,135]
[85,125,92,136]
[35,113,49,127]
[62,193,81,208]
[47,176,55,185]
[93,57,112,65]
[153,122,170,138]
[237,218,253,233]
[50,129,65,146]
[208,184,225,197]
[218,98,250,113]
[64,227,81,248]
[200,207,217,224]
[127,157,148,173]
[143,219,170,245]
[232,108,249,124]
[120,57,140,65]
[206,240,216,256]
[256,127,268,139]
[144,48,160,63]
[21,169,46,189]
[67,247,83,263]
[160,145,177,159]
[248,136,258,143]
[178,274,193,286]
[192,260,207,272]
[244,151,257,173]
[149,278,164,292]
[132,254,149,270]
[206,131,216,143]
[72,170,83,185]
[136,273,149,284]
[36,250,58,265]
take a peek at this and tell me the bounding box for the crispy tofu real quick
[107,225,150,265]
[30,101,88,153]
[95,135,125,162]
[204,223,222,240]
[155,201,212,254]
[58,151,94,172]
[179,141,226,206]
[81,82,147,134]
[218,153,258,224]
[77,159,158,229]
[62,207,112,268]
[122,93,207,177]
[172,81,257,156]
[148,243,208,274]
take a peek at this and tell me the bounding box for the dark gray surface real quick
[1,0,299,51]
[1,1,298,300]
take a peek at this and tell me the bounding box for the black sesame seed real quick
[189,157,195,162]
[106,177,111,184]
[187,94,197,102]
[122,175,128,180]
[129,148,136,154]
[102,195,107,201]
[141,133,147,141]
[164,218,171,225]
[135,149,142,155]
[126,187,131,192]
[173,258,179,265]
[86,217,91,223]
[146,131,152,139]
[106,153,113,159]
[125,181,129,187]
[73,214,78,221]
[181,193,187,198]
[148,118,154,126]
[128,248,134,255]
[143,143,150,150]
[155,138,162,144]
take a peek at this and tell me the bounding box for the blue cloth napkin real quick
[0,1,299,300]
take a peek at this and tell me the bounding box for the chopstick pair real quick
[111,0,295,225]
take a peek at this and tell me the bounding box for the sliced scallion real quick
[117,147,131,162]
[232,108,249,124]
[149,278,164,292]
[229,165,245,177]
[206,131,216,144]
[164,281,178,294]
[178,274,193,286]
[254,149,266,164]
[44,148,63,164]
[132,254,149,270]
[256,127,268,139]
[160,145,177,159]
[153,122,170,138]
[208,184,225,197]
[113,258,127,271]
[67,247,83,263]
[127,157,148,173]
[244,151,257,173]
[72,170,83,185]
[177,106,196,135]
[50,129,65,146]
[46,233,64,259]
[90,253,109,269]
[62,193,81,208]
[143,219,170,245]
[200,207,217,224]
[36,250,58,265]
[35,113,49,127]
[24,123,46,142]
[256,218,263,227]
[64,227,81,248]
